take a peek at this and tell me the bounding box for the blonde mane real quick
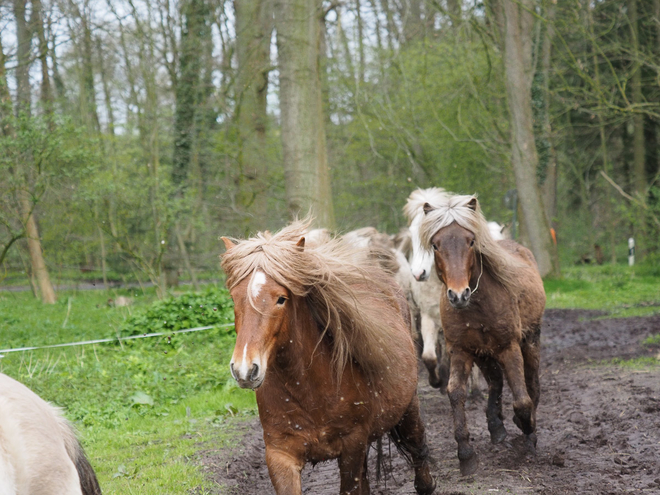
[419,194,528,291]
[403,187,449,224]
[221,220,410,389]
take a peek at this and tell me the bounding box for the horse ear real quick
[423,202,434,215]
[296,237,306,251]
[467,197,478,211]
[221,237,236,251]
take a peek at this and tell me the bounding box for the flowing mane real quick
[419,194,528,291]
[221,220,409,389]
[403,187,449,224]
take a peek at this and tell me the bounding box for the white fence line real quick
[0,323,234,357]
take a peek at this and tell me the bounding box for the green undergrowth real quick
[544,264,660,318]
[0,287,255,494]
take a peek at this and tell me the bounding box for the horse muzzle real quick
[230,361,265,390]
[447,287,471,309]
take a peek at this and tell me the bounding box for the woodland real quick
[1,0,660,301]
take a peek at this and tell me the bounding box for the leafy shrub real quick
[120,286,234,337]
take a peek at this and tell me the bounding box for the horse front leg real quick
[497,343,537,451]
[447,349,478,476]
[265,445,304,495]
[338,440,368,495]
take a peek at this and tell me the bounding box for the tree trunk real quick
[503,0,558,277]
[275,0,336,228]
[13,0,57,303]
[629,0,645,198]
[540,0,557,223]
[234,0,272,229]
[172,0,209,191]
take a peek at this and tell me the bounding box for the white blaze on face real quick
[409,213,435,281]
[250,270,267,298]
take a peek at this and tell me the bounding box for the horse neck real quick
[272,297,331,383]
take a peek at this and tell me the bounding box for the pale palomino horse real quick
[0,373,101,495]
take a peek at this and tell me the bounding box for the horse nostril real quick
[462,287,471,300]
[249,363,260,381]
[230,362,237,380]
[447,289,456,302]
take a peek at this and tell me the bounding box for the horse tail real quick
[56,412,103,495]
[387,422,431,471]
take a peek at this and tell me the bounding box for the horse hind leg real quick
[520,325,542,447]
[474,356,507,444]
[390,396,436,494]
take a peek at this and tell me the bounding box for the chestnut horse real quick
[419,195,545,476]
[221,221,435,495]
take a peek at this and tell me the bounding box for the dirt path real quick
[200,309,660,494]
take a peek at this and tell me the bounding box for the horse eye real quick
[469,239,475,247]
[432,244,438,251]
[276,296,287,305]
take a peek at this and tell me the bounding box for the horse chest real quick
[257,386,376,463]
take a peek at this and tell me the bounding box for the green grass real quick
[642,334,660,347]
[544,264,660,318]
[0,287,256,494]
[608,356,660,369]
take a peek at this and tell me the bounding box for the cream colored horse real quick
[0,373,101,495]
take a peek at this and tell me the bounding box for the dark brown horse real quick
[420,195,545,476]
[221,221,435,495]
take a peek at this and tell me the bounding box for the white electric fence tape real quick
[0,323,234,358]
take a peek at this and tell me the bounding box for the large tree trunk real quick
[503,0,558,277]
[540,0,557,223]
[13,0,57,303]
[234,0,272,230]
[629,0,645,198]
[275,0,336,228]
[172,0,209,191]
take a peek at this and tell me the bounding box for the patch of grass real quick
[0,287,255,494]
[610,356,660,369]
[642,334,660,347]
[544,264,660,318]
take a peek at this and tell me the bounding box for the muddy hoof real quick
[459,453,479,476]
[414,473,436,494]
[489,424,508,444]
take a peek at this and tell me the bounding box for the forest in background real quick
[1,0,659,301]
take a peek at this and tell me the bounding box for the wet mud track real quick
[201,309,660,494]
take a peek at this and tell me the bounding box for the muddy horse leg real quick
[420,314,444,390]
[390,395,435,494]
[265,446,304,495]
[338,440,368,495]
[474,356,507,444]
[521,325,541,445]
[447,350,478,476]
[497,344,537,450]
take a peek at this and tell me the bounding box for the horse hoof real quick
[414,473,436,495]
[459,454,479,476]
[526,433,538,451]
[490,425,508,444]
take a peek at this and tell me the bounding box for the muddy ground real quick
[200,309,660,494]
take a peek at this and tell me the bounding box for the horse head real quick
[408,212,435,282]
[222,236,304,390]
[424,199,479,309]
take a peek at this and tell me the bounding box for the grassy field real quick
[0,263,658,494]
[0,286,256,494]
